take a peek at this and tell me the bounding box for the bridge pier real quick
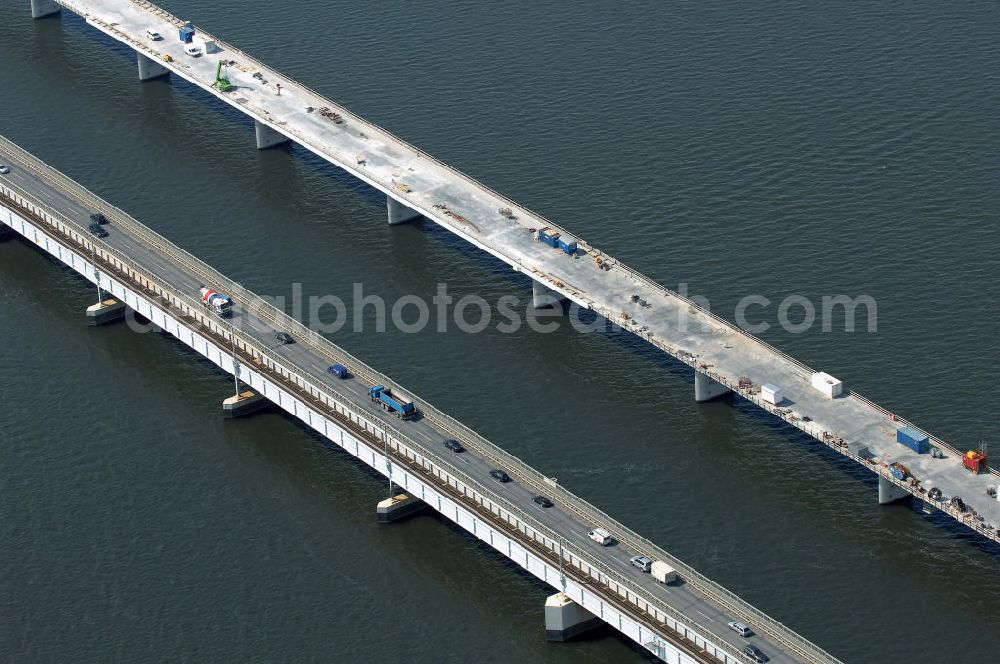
[694,371,731,402]
[30,0,61,19]
[544,592,601,642]
[137,52,169,81]
[532,280,567,310]
[376,493,427,523]
[222,390,269,418]
[878,475,910,505]
[85,298,126,326]
[254,120,290,149]
[387,196,422,225]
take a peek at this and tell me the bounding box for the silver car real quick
[727,621,753,637]
[0,165,10,174]
[629,555,652,572]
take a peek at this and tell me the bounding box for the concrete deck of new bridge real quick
[33,0,1000,543]
[29,2,1000,540]
[0,138,842,664]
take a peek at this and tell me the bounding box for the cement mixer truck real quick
[200,287,233,318]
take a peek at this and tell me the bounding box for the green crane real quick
[214,60,233,93]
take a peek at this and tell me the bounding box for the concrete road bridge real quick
[0,135,841,663]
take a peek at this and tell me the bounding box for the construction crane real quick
[214,60,233,92]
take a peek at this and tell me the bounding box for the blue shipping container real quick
[179,23,195,43]
[558,236,578,254]
[896,426,929,454]
[537,227,561,248]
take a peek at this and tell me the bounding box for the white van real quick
[588,528,612,546]
[145,29,162,41]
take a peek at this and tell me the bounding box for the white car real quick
[0,165,10,175]
[145,29,162,41]
[588,528,612,546]
[184,45,201,57]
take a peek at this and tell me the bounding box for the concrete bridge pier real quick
[31,0,61,19]
[532,280,567,310]
[86,299,126,325]
[878,476,910,505]
[137,52,169,81]
[694,371,731,402]
[387,196,422,225]
[376,493,427,523]
[544,592,601,641]
[223,390,269,418]
[254,120,290,149]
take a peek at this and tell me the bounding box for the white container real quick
[810,372,842,398]
[194,37,218,54]
[651,560,678,584]
[760,383,783,405]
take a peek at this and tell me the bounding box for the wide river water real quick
[1,1,998,662]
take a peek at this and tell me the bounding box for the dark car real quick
[88,222,108,238]
[443,439,465,453]
[533,495,553,508]
[275,331,294,344]
[743,645,768,663]
[90,212,108,225]
[327,363,349,379]
[490,469,511,483]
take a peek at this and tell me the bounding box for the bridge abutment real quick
[223,390,269,418]
[694,371,731,402]
[254,120,290,149]
[31,0,60,19]
[137,52,169,81]
[544,592,601,641]
[86,298,126,325]
[532,280,567,310]
[376,493,427,523]
[878,475,910,505]
[386,196,422,225]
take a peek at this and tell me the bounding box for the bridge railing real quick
[0,135,840,663]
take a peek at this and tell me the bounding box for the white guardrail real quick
[0,134,840,663]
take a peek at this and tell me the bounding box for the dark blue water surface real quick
[2,2,998,662]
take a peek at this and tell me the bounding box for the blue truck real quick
[368,385,416,419]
